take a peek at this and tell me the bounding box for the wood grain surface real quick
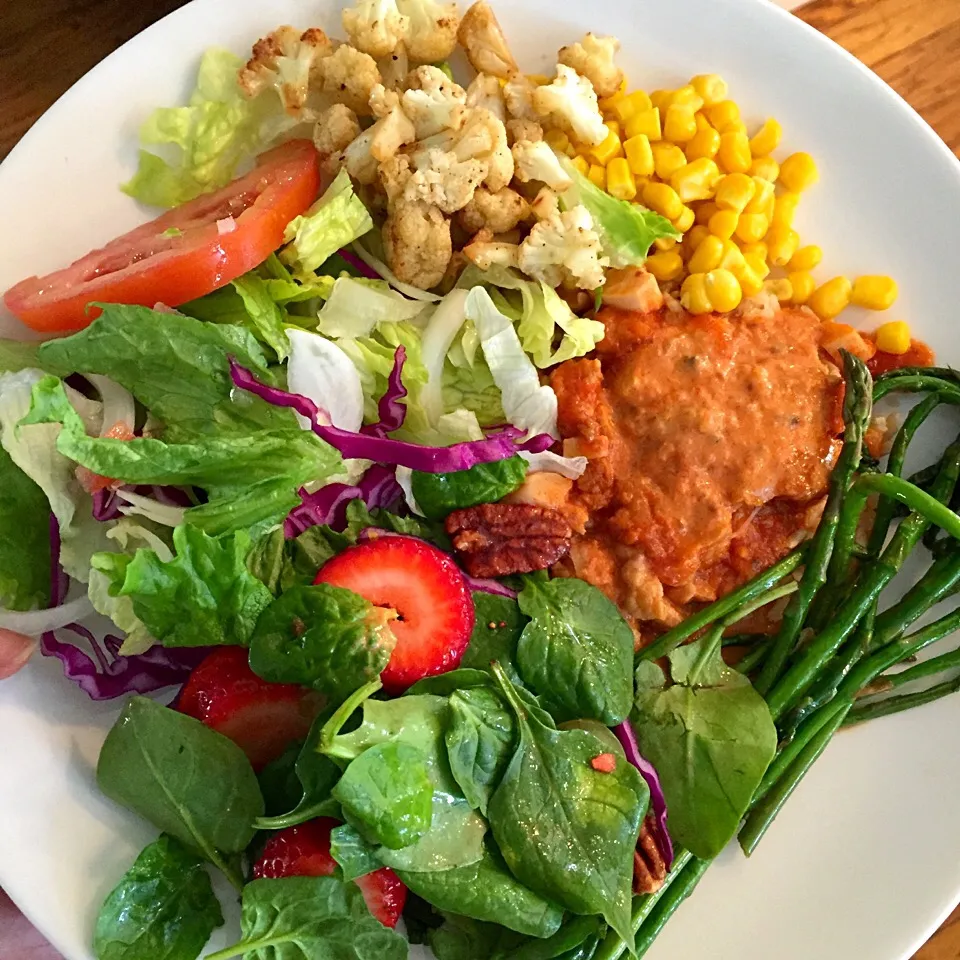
[1,0,960,957]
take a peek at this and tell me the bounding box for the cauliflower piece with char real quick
[505,119,542,146]
[402,65,467,139]
[378,42,409,89]
[343,128,380,184]
[458,186,530,234]
[313,103,362,179]
[404,148,487,213]
[320,44,382,116]
[464,229,521,270]
[451,108,514,192]
[557,33,623,98]
[342,0,409,58]
[518,204,608,289]
[512,139,573,191]
[465,74,506,122]
[532,64,607,146]
[503,75,537,120]
[238,26,333,117]
[530,186,560,221]
[457,1,519,79]
[397,0,460,63]
[362,84,417,162]
[383,202,453,288]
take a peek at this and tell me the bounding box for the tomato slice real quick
[4,140,321,333]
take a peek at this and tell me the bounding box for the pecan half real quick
[633,815,668,895]
[445,503,572,578]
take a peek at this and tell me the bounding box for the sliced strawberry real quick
[252,818,408,928]
[314,535,474,693]
[177,646,322,771]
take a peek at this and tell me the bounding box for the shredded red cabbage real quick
[337,246,380,280]
[613,719,674,869]
[40,515,206,700]
[362,345,407,439]
[92,485,194,523]
[92,488,122,522]
[462,574,518,599]
[285,465,403,538]
[230,360,553,472]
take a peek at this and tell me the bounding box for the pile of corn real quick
[550,74,909,355]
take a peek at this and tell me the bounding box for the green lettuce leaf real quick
[317,277,427,339]
[0,445,51,610]
[230,274,290,360]
[0,340,42,374]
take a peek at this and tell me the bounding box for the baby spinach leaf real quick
[398,843,563,938]
[375,797,487,872]
[257,741,305,817]
[410,456,528,520]
[99,524,273,649]
[97,696,263,883]
[247,527,286,595]
[428,912,602,960]
[516,578,634,725]
[204,876,407,960]
[460,592,526,680]
[93,834,223,960]
[406,669,495,696]
[631,637,778,860]
[248,584,393,699]
[278,527,340,591]
[487,665,647,945]
[333,741,434,849]
[445,687,515,815]
[0,445,51,611]
[330,823,382,881]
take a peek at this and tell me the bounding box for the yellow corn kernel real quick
[588,129,622,165]
[671,158,721,202]
[646,250,685,283]
[808,276,853,320]
[788,244,823,272]
[705,269,743,312]
[695,201,720,225]
[588,163,606,189]
[610,90,653,124]
[875,320,911,355]
[718,130,752,174]
[570,155,590,177]
[749,118,783,157]
[688,235,725,274]
[526,73,552,86]
[735,212,769,244]
[623,134,655,177]
[772,192,801,229]
[686,124,721,162]
[684,225,711,256]
[708,208,739,240]
[779,152,819,193]
[704,99,741,132]
[625,107,662,141]
[671,85,705,111]
[605,119,622,139]
[714,173,757,213]
[599,79,629,113]
[664,104,698,143]
[733,261,765,297]
[655,237,678,252]
[544,128,571,154]
[745,177,776,217]
[650,89,672,111]
[739,241,768,261]
[681,273,713,314]
[852,275,899,311]
[765,278,793,302]
[634,175,651,194]
[788,270,816,305]
[766,225,800,267]
[673,205,696,234]
[719,239,745,271]
[643,181,684,221]
[691,74,728,108]
[744,253,771,280]
[750,156,780,182]
[604,158,636,200]
[652,142,688,181]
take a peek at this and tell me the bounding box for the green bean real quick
[721,633,769,648]
[857,474,960,540]
[754,353,871,695]
[735,636,776,675]
[874,366,960,388]
[873,375,960,403]
[877,644,960,690]
[634,858,711,958]
[845,674,960,725]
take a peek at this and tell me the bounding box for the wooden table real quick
[1,0,960,956]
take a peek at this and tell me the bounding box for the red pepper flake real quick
[590,753,617,773]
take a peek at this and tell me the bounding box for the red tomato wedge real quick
[3,140,321,333]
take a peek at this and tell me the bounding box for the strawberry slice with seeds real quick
[252,818,407,928]
[177,646,323,771]
[314,535,474,693]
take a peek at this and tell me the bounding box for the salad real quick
[0,2,958,959]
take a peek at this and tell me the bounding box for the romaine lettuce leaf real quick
[317,277,427,339]
[0,445,51,610]
[0,340,42,374]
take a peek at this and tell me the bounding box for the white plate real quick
[2,0,960,957]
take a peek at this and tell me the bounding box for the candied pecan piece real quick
[445,503,572,578]
[633,814,668,895]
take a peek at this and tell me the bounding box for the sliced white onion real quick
[87,375,135,436]
[287,330,364,432]
[520,450,588,479]
[395,466,424,516]
[351,241,443,302]
[420,289,469,425]
[0,595,94,636]
[115,490,187,528]
[0,628,37,680]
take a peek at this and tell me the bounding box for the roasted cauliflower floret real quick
[403,148,486,213]
[342,0,409,58]
[457,1,519,79]
[518,204,608,289]
[530,186,560,221]
[557,33,623,98]
[503,75,538,120]
[378,153,414,207]
[505,119,543,146]
[402,65,467,138]
[379,42,409,89]
[313,103,362,155]
[458,186,530,234]
[450,108,514,192]
[532,64,607,146]
[396,0,460,63]
[238,26,333,116]
[464,229,520,269]
[512,139,573,191]
[383,202,453,288]
[320,44,382,115]
[466,74,506,122]
[366,89,418,161]
[343,128,380,184]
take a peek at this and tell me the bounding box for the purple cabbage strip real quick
[230,360,554,473]
[362,346,408,439]
[462,573,518,599]
[336,246,380,280]
[92,484,194,523]
[41,515,206,700]
[92,488,123,522]
[613,719,674,870]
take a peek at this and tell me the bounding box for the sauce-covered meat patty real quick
[551,302,843,631]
